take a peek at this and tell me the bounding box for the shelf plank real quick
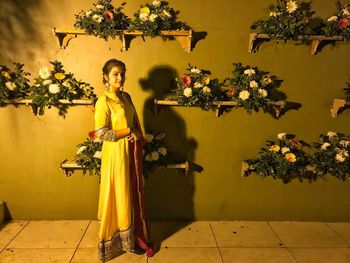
[3,99,94,105]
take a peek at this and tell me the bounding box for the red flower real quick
[227,88,235,96]
[104,10,114,20]
[338,18,349,30]
[88,130,97,140]
[180,74,191,87]
[289,138,302,149]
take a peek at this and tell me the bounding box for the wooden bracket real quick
[248,33,271,53]
[331,99,349,117]
[309,35,343,55]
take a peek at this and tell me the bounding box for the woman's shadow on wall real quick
[140,65,202,249]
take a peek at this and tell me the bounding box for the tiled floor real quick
[0,221,349,262]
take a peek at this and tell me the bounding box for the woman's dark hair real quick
[102,59,126,84]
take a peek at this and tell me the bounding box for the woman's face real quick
[106,66,125,89]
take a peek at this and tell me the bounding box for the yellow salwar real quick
[95,91,136,261]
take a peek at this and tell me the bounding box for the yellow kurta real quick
[95,91,135,260]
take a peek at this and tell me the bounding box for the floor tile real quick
[79,220,98,248]
[7,220,89,249]
[71,248,147,263]
[327,223,350,244]
[269,222,349,248]
[210,221,282,248]
[0,248,75,263]
[150,221,216,248]
[289,248,350,263]
[148,248,222,263]
[220,248,296,263]
[0,221,28,251]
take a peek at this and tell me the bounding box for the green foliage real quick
[128,0,190,37]
[30,61,96,115]
[251,0,313,40]
[0,63,30,104]
[311,132,350,180]
[322,1,350,40]
[74,0,130,39]
[169,64,225,110]
[75,138,103,176]
[227,63,279,114]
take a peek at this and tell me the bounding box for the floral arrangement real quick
[75,136,103,176]
[30,61,96,115]
[169,65,225,110]
[311,132,350,180]
[250,0,313,40]
[226,63,278,114]
[344,79,350,101]
[74,0,130,39]
[129,0,190,37]
[243,133,310,182]
[322,1,350,40]
[0,63,30,105]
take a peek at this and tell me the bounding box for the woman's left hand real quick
[127,129,140,142]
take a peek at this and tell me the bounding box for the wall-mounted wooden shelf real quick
[2,99,94,106]
[154,99,286,117]
[331,99,350,117]
[53,28,193,53]
[60,159,190,176]
[249,32,344,55]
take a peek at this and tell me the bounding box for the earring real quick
[105,82,110,90]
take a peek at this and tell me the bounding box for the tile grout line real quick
[325,222,350,246]
[266,221,299,263]
[209,222,224,263]
[68,220,92,263]
[0,220,31,253]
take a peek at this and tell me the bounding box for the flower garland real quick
[74,0,130,39]
[322,1,350,40]
[251,0,313,40]
[75,137,103,176]
[30,61,96,115]
[0,63,30,104]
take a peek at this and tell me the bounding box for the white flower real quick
[335,151,348,162]
[270,11,278,17]
[152,0,161,7]
[258,88,268,97]
[194,82,204,89]
[327,16,338,22]
[149,14,158,22]
[145,154,152,161]
[343,8,350,16]
[96,4,104,9]
[281,147,290,154]
[93,151,102,159]
[145,134,154,143]
[327,131,337,138]
[62,81,71,88]
[239,90,250,101]
[76,146,87,155]
[162,9,172,18]
[48,84,60,94]
[5,81,16,90]
[190,68,201,74]
[139,12,149,21]
[286,1,298,13]
[92,14,103,23]
[158,147,167,156]
[183,87,192,97]
[340,140,350,147]
[151,151,159,161]
[243,68,255,76]
[85,10,92,17]
[321,142,331,150]
[39,67,51,79]
[249,80,258,88]
[277,133,286,140]
[202,86,211,94]
[155,133,165,140]
[43,79,52,86]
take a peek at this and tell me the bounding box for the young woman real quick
[93,59,154,261]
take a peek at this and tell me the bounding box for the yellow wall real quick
[1,0,350,220]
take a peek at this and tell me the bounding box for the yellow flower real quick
[202,77,210,85]
[269,145,280,153]
[1,71,10,78]
[54,72,65,80]
[285,152,297,163]
[140,6,150,15]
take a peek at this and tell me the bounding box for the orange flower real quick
[54,72,65,80]
[269,145,280,153]
[285,152,297,163]
[1,71,10,78]
[202,76,210,85]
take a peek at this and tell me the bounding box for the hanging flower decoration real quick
[30,61,96,115]
[74,0,130,39]
[169,64,225,110]
[75,137,103,176]
[243,133,310,183]
[322,1,350,40]
[250,0,314,40]
[226,63,280,114]
[0,63,30,104]
[129,0,190,37]
[311,132,350,180]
